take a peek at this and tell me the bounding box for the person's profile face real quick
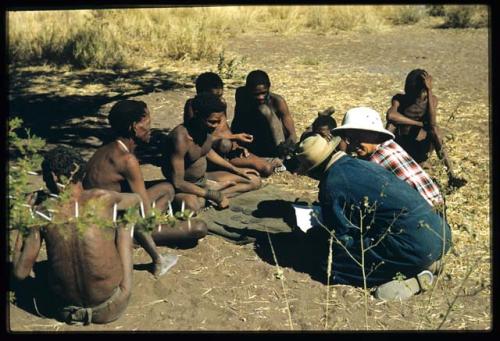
[344,130,378,158]
[315,125,332,140]
[204,111,225,133]
[133,111,152,143]
[209,88,224,99]
[250,84,269,105]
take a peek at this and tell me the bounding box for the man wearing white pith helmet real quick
[334,107,444,208]
[294,131,451,300]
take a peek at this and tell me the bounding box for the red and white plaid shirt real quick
[369,140,444,207]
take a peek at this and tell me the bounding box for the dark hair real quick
[195,72,224,94]
[42,146,86,183]
[312,115,337,131]
[245,70,271,89]
[108,100,148,138]
[404,69,426,97]
[191,92,227,120]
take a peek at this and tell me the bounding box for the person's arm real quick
[320,193,356,248]
[386,99,424,127]
[12,228,42,280]
[206,149,258,180]
[276,96,297,143]
[121,155,152,215]
[115,225,133,298]
[422,73,462,183]
[183,99,195,124]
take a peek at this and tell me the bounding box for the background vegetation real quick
[8,5,488,69]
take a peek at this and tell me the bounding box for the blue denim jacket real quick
[318,154,451,286]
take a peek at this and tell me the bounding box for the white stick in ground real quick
[168,201,174,217]
[75,201,79,218]
[181,200,185,214]
[130,224,135,238]
[35,210,52,221]
[112,203,117,223]
[139,201,145,218]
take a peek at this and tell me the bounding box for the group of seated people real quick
[12,68,466,325]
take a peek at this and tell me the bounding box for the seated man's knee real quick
[259,163,274,177]
[258,104,273,118]
[214,138,232,156]
[249,175,262,189]
[181,196,204,213]
[156,182,175,199]
[189,219,208,239]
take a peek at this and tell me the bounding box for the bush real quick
[389,5,427,25]
[442,5,488,28]
[427,5,446,17]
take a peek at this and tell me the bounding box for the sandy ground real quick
[8,22,490,331]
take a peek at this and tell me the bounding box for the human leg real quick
[145,181,175,212]
[173,192,206,213]
[206,171,261,198]
[258,104,285,147]
[229,153,274,177]
[151,219,208,245]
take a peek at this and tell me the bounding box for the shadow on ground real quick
[9,261,60,321]
[9,68,191,158]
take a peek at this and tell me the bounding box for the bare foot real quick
[269,158,283,168]
[206,180,236,191]
[153,254,178,278]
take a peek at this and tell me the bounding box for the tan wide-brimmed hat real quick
[333,106,395,140]
[296,135,341,175]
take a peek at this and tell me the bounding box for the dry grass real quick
[7,6,445,69]
[7,18,490,331]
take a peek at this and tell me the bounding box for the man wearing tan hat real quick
[334,106,444,209]
[295,133,451,300]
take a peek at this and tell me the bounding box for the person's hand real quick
[422,71,433,91]
[236,133,253,143]
[235,167,259,180]
[318,131,333,142]
[236,147,250,158]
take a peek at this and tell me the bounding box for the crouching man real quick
[12,146,141,324]
[295,135,452,300]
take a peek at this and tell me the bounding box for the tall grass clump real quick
[304,5,388,32]
[442,5,488,28]
[7,6,438,69]
[386,5,427,25]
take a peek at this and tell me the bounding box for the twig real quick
[265,229,294,331]
[436,257,482,330]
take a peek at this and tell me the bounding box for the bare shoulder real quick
[270,92,285,103]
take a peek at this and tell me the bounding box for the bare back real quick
[83,142,132,192]
[41,190,123,307]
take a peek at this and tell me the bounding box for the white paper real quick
[292,204,323,233]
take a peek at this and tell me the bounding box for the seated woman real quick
[386,69,466,189]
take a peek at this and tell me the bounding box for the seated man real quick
[386,69,466,189]
[295,135,452,300]
[12,146,139,325]
[184,72,276,177]
[231,70,297,167]
[162,92,261,213]
[84,100,207,277]
[334,106,444,209]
